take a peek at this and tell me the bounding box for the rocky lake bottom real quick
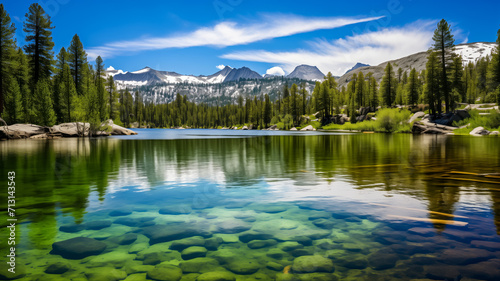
[1,131,500,281]
[4,200,500,281]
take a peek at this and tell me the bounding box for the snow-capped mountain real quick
[108,65,264,88]
[286,65,325,81]
[337,42,498,88]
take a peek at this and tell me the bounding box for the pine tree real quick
[53,47,68,122]
[432,19,455,113]
[0,4,17,115]
[95,56,107,120]
[406,68,420,106]
[263,93,271,127]
[3,78,23,124]
[34,80,56,126]
[380,63,396,106]
[300,82,308,115]
[487,28,500,104]
[425,51,441,116]
[290,83,298,125]
[14,48,32,122]
[450,54,464,106]
[368,75,378,108]
[58,64,77,122]
[23,3,55,88]
[355,72,365,107]
[68,34,88,95]
[282,82,289,115]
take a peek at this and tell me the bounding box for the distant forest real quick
[0,4,499,129]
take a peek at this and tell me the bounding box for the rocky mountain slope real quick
[337,42,497,88]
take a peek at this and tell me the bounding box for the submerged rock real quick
[114,217,155,227]
[109,209,133,216]
[182,246,208,260]
[204,237,222,251]
[51,237,106,259]
[117,233,138,245]
[266,261,284,271]
[280,241,304,252]
[252,204,289,213]
[85,267,127,281]
[312,219,335,229]
[224,259,260,275]
[86,220,113,230]
[292,255,334,273]
[147,264,182,281]
[59,223,85,233]
[44,261,71,274]
[180,257,220,273]
[170,236,206,251]
[142,224,211,244]
[239,232,274,243]
[296,273,338,281]
[216,219,251,234]
[266,248,286,260]
[439,248,494,265]
[247,239,277,249]
[367,250,399,270]
[196,271,235,281]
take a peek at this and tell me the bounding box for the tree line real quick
[0,3,118,131]
[0,5,499,130]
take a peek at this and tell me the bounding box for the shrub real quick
[376,108,411,133]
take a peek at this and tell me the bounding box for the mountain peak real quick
[287,65,325,81]
[344,63,370,75]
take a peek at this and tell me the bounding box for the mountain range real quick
[107,42,497,105]
[107,64,326,88]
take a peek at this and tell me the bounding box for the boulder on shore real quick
[0,120,137,140]
[300,125,316,131]
[470,126,490,136]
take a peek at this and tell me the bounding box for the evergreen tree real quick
[23,3,55,87]
[355,72,365,107]
[3,79,23,124]
[450,54,464,106]
[406,68,420,106]
[368,75,379,108]
[15,48,32,122]
[68,34,88,95]
[282,82,289,115]
[380,63,396,106]
[425,51,441,115]
[263,94,271,127]
[53,47,68,122]
[58,64,77,122]
[300,82,308,115]
[34,80,56,126]
[487,28,500,104]
[0,4,16,115]
[290,83,299,124]
[95,56,107,120]
[106,76,119,121]
[432,19,455,113]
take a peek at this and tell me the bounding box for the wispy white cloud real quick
[221,21,437,76]
[216,64,226,70]
[266,66,285,76]
[87,14,383,59]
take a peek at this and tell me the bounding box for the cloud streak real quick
[221,21,437,76]
[87,14,383,59]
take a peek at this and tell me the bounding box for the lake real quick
[1,129,500,281]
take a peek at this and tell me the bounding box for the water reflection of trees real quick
[0,134,499,248]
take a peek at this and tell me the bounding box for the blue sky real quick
[4,0,500,76]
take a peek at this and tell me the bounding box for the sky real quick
[4,0,500,77]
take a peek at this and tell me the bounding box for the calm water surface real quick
[1,129,500,281]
